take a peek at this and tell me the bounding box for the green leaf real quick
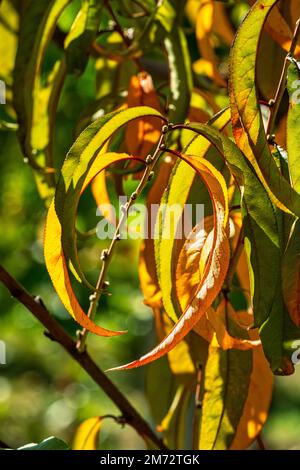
[287,61,300,194]
[282,218,300,329]
[199,345,252,449]
[13,0,70,203]
[164,26,193,124]
[55,106,164,288]
[17,437,69,450]
[65,0,103,75]
[229,0,300,216]
[146,356,191,450]
[13,0,71,159]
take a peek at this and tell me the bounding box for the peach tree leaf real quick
[287,61,300,194]
[108,156,230,370]
[55,106,164,290]
[229,0,300,216]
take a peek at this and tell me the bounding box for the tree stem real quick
[0,265,167,451]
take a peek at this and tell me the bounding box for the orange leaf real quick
[125,72,162,158]
[208,300,260,351]
[108,156,230,370]
[265,5,300,56]
[230,328,273,449]
[176,216,215,342]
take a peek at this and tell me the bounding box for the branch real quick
[256,433,266,450]
[0,265,167,451]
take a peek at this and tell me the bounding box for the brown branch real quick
[256,433,266,450]
[0,265,167,451]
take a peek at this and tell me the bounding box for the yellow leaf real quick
[194,0,227,87]
[44,152,140,335]
[73,417,102,450]
[138,157,174,309]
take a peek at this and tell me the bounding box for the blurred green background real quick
[1,0,300,451]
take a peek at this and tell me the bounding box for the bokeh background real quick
[1,0,300,450]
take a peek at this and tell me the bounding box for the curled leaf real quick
[44,152,139,335]
[207,300,260,351]
[55,106,164,289]
[108,156,230,370]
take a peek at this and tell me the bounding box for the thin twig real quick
[76,130,168,352]
[104,0,143,71]
[192,364,202,450]
[0,265,167,451]
[256,433,266,450]
[266,18,300,140]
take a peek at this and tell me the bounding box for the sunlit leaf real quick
[166,123,300,374]
[125,72,162,158]
[164,26,193,123]
[229,0,300,216]
[199,315,272,450]
[156,109,231,325]
[282,219,300,328]
[44,152,138,335]
[287,61,300,194]
[265,4,300,56]
[195,0,227,87]
[13,0,70,161]
[108,156,230,370]
[73,417,102,450]
[55,106,164,289]
[65,0,103,75]
[207,300,260,351]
